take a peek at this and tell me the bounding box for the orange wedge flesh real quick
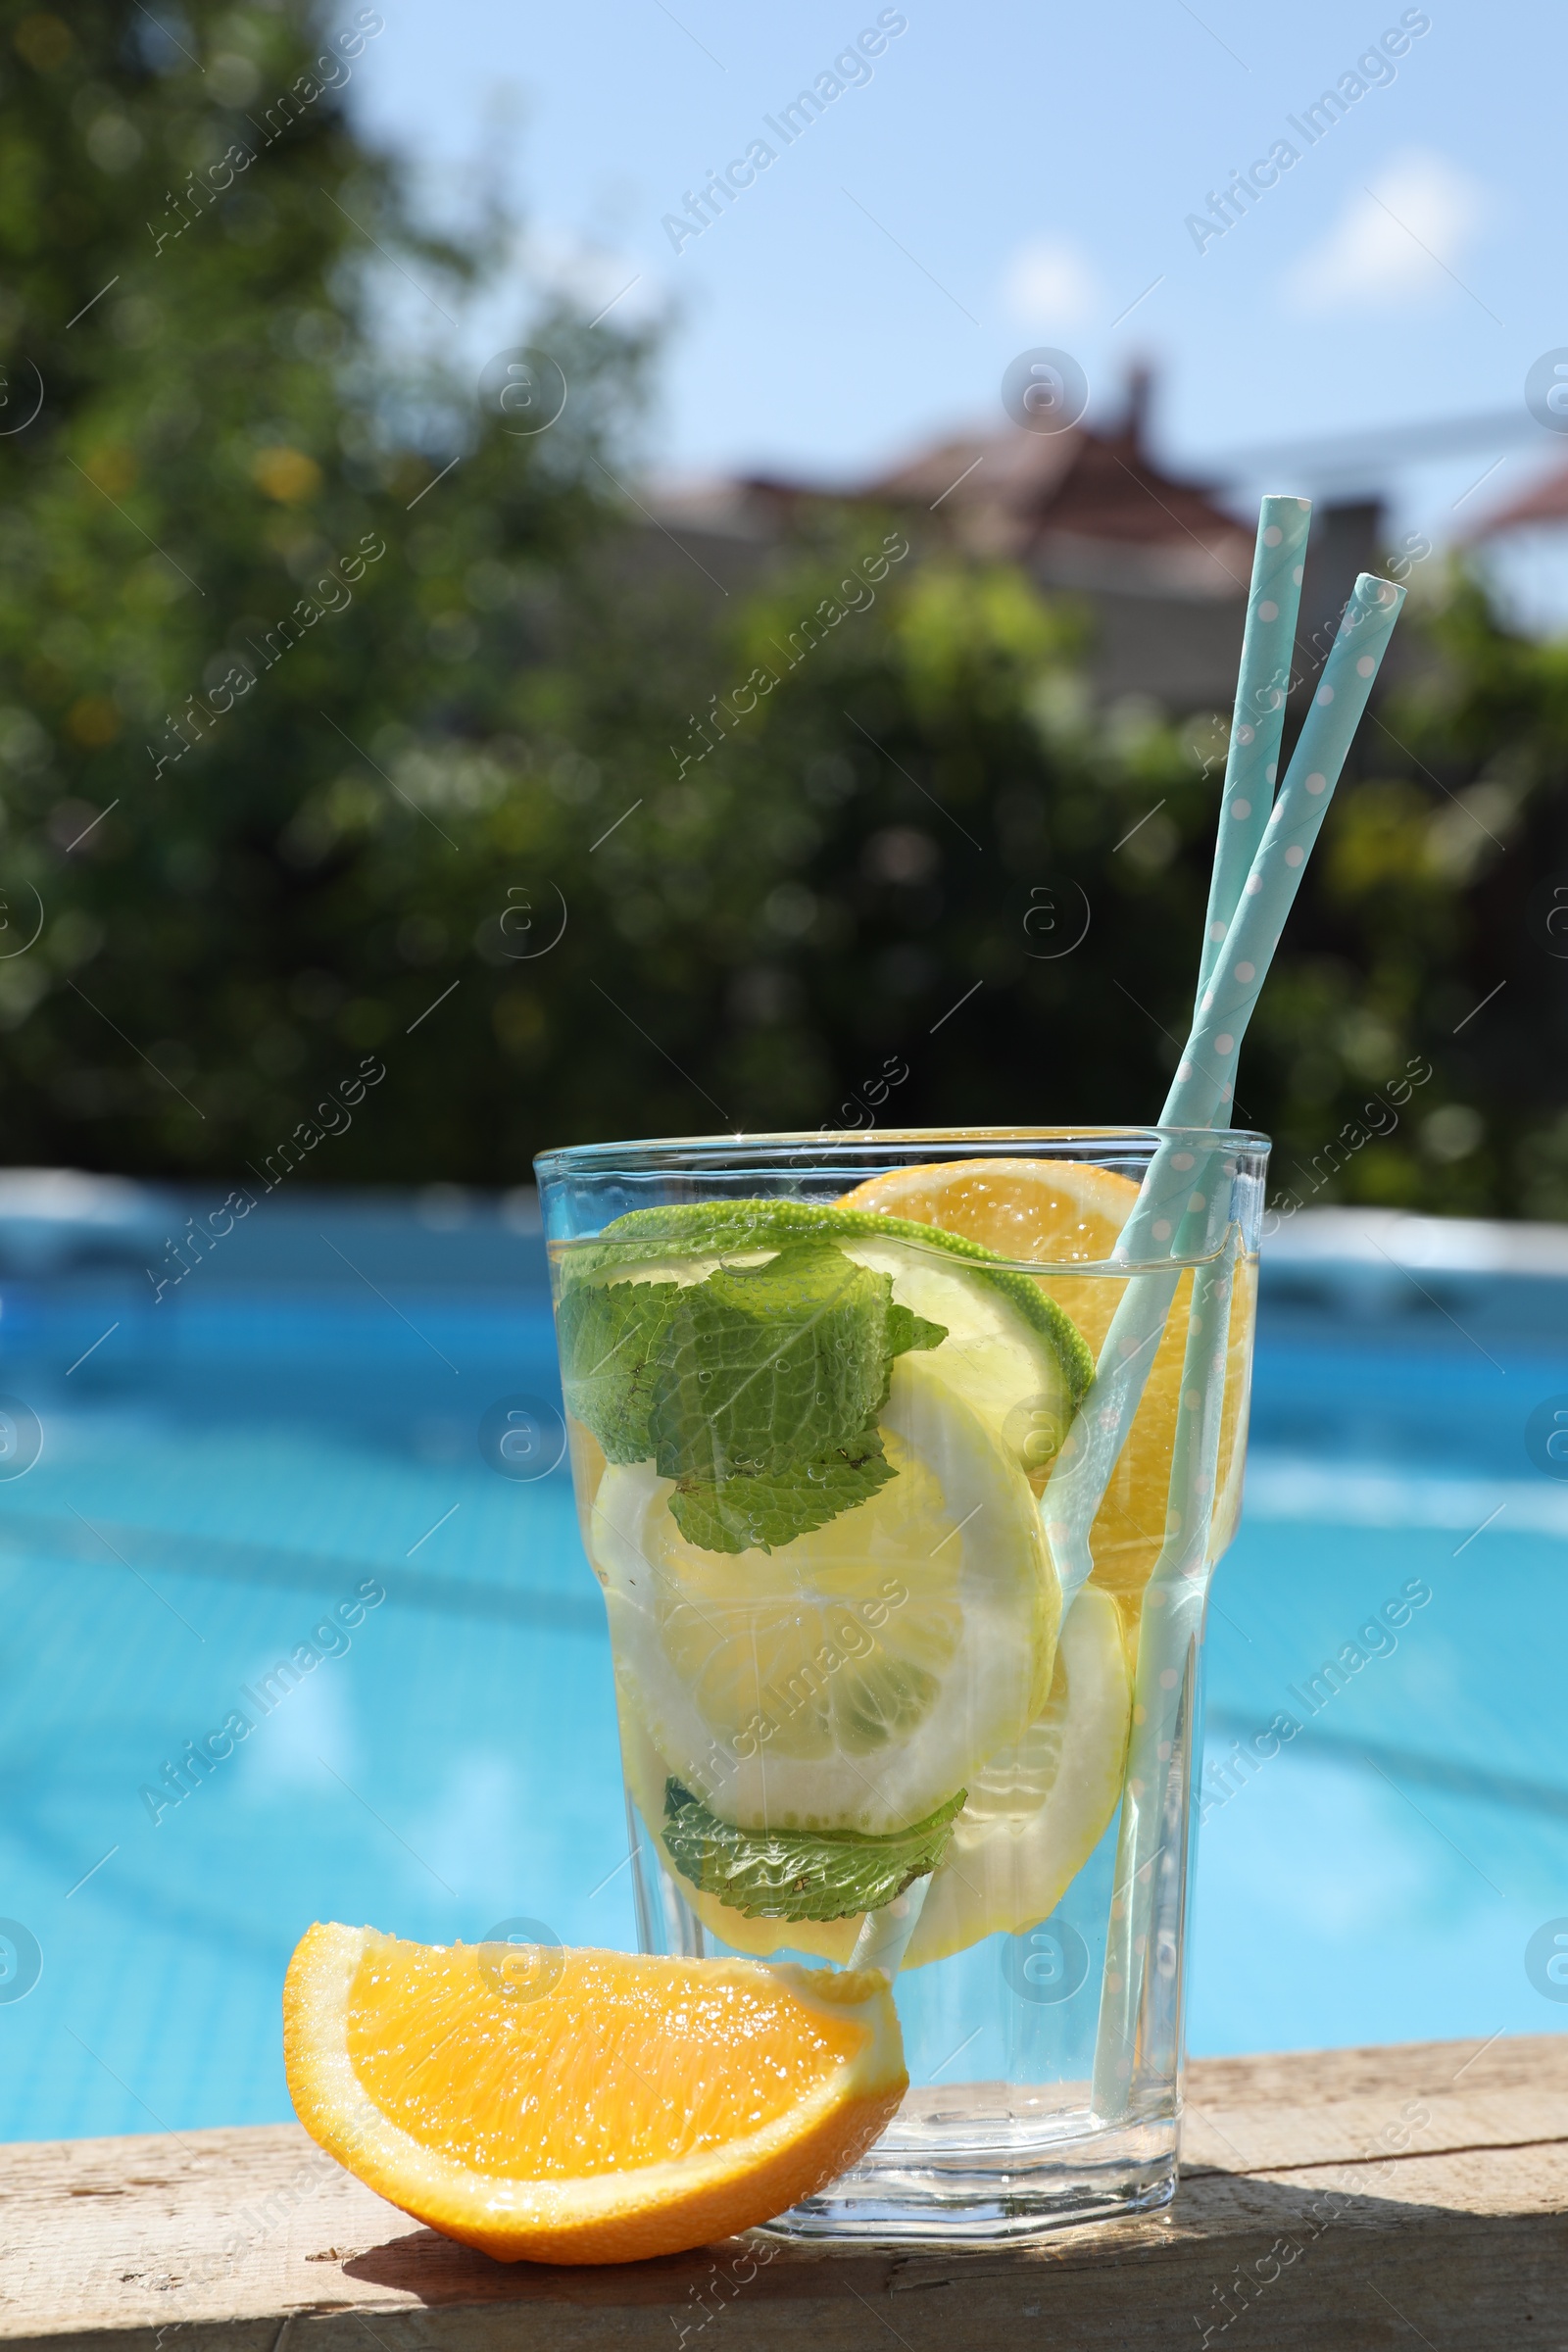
[837,1155,1140,1272]
[836,1158,1253,1606]
[284,1923,906,2264]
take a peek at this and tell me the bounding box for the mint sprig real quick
[558,1238,944,1551]
[662,1779,966,1922]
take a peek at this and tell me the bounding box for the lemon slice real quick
[589,1352,1058,1838]
[902,1585,1131,1969]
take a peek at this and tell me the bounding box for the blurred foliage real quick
[0,1,1561,1215]
[0,0,656,1176]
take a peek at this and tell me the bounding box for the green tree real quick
[0,0,653,1182]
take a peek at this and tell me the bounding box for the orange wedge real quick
[283,1923,906,2265]
[838,1153,1141,1274]
[837,1158,1253,1604]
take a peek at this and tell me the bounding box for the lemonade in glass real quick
[536,1127,1265,2239]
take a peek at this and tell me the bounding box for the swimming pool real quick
[1,1191,1564,2141]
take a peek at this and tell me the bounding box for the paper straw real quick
[1090,1236,1236,2115]
[1165,570,1406,1134]
[1079,568,1407,1311]
[851,1876,929,1972]
[1040,1273,1178,1618]
[1045,572,1405,1611]
[1081,570,1408,2119]
[1040,1137,1232,1618]
[1198,495,1312,1003]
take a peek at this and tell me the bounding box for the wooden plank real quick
[1188,2028,1566,2108]
[2,2036,1565,2351]
[1180,2029,1568,2176]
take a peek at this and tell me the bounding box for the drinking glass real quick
[534,1127,1266,2241]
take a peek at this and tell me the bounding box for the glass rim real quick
[535,1123,1269,1178]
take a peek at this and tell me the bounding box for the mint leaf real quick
[555,1277,680,1464]
[663,1779,966,1923]
[887,1302,946,1358]
[647,1242,908,1485]
[568,1199,842,1281]
[669,1417,895,1554]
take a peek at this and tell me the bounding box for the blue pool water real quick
[1,1193,1564,2141]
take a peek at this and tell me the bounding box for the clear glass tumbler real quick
[534,1127,1266,2241]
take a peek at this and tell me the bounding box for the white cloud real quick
[1003,235,1099,329]
[1285,150,1489,313]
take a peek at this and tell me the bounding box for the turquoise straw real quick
[1090,1229,1237,2119]
[1198,495,1312,1004]
[850,1878,929,1973]
[1043,572,1407,1616]
[1165,571,1406,1134]
[1083,567,1408,2119]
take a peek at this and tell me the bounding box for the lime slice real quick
[838,1235,1077,1479]
[901,1585,1131,1969]
[562,1199,1092,1416]
[589,1352,1058,1838]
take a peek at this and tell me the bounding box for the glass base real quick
[760,2092,1178,2245]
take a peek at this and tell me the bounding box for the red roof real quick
[649,372,1254,601]
[1472,459,1568,536]
[858,379,1252,597]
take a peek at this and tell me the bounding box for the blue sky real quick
[349,1,1568,600]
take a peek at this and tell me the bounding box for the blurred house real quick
[1469,459,1568,538]
[645,371,1386,716]
[1456,453,1568,639]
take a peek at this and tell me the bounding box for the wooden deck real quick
[4,2034,1565,2349]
